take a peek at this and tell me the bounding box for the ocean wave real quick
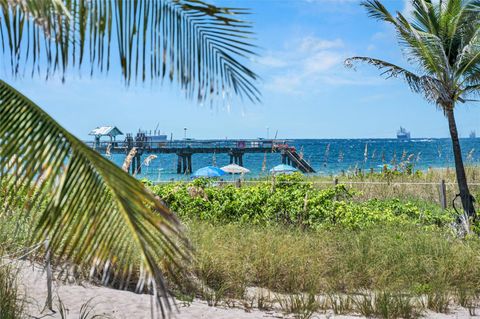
[411,139,434,142]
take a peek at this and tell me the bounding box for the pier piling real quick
[182,156,187,174]
[187,154,192,174]
[177,156,182,174]
[136,154,141,174]
[228,151,244,167]
[131,156,136,175]
[176,152,193,174]
[89,138,316,174]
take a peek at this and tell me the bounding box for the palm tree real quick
[346,0,480,227]
[0,0,259,316]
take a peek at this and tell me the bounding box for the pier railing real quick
[85,139,290,151]
[84,138,316,174]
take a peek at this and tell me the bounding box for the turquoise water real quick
[107,138,480,181]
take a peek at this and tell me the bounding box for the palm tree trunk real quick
[446,107,476,219]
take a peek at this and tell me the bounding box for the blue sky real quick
[3,0,480,140]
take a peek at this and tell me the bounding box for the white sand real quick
[20,262,290,319]
[18,262,475,319]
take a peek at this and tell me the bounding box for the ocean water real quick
[107,138,480,181]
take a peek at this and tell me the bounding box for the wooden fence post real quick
[44,239,53,311]
[439,179,447,210]
[333,178,339,201]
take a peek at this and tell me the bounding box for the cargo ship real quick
[397,127,411,140]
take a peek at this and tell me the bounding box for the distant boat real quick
[397,127,411,140]
[470,131,476,139]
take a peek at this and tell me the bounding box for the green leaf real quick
[0,0,260,102]
[0,80,190,316]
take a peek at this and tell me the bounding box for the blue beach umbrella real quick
[192,166,226,178]
[270,164,297,174]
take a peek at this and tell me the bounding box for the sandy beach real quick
[20,261,288,319]
[16,261,475,319]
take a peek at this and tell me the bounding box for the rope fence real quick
[0,242,42,267]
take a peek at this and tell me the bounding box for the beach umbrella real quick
[192,166,226,178]
[220,164,250,174]
[270,164,297,174]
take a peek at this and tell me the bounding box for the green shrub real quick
[151,174,455,230]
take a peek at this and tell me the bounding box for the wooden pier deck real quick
[85,139,316,174]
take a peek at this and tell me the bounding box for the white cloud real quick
[371,32,387,41]
[319,75,382,86]
[268,74,304,95]
[304,51,342,73]
[298,37,344,52]
[257,56,288,68]
[260,35,351,95]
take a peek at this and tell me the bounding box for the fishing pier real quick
[85,127,315,174]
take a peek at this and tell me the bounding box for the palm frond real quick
[460,83,480,98]
[0,80,190,316]
[0,0,260,102]
[361,0,397,24]
[361,0,448,78]
[345,56,449,105]
[451,1,480,83]
[410,0,440,35]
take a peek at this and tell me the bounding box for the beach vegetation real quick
[151,173,455,230]
[57,297,113,319]
[0,263,25,319]
[179,221,480,317]
[2,174,480,316]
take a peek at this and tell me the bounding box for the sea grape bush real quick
[149,173,454,230]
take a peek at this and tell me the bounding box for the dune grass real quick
[182,221,480,316]
[187,222,480,296]
[0,260,25,319]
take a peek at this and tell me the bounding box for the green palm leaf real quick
[344,56,449,105]
[0,0,260,102]
[0,79,190,315]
